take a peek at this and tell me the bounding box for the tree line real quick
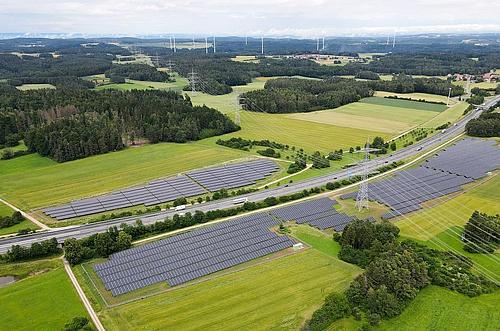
[0,88,239,162]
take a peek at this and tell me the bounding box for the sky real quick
[1,0,499,37]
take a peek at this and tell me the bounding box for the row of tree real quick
[3,238,61,262]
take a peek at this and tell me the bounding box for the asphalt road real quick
[0,95,498,253]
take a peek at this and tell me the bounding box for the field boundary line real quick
[63,258,106,331]
[0,198,49,230]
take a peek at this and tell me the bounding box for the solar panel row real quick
[186,159,279,191]
[342,138,499,219]
[44,159,279,220]
[94,212,295,296]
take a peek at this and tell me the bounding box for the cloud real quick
[0,0,499,36]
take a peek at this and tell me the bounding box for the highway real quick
[0,95,498,253]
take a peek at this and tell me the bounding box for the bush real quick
[308,293,351,331]
[0,211,25,229]
[63,316,94,331]
[368,313,381,326]
[257,148,281,158]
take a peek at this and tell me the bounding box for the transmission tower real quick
[235,96,242,126]
[165,60,175,72]
[187,69,198,93]
[355,142,370,212]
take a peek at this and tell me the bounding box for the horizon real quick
[1,0,500,37]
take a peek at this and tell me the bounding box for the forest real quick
[0,88,239,162]
[104,64,172,82]
[239,75,461,113]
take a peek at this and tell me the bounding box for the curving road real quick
[0,96,498,253]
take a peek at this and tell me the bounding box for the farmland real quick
[0,260,89,330]
[374,91,454,104]
[88,226,361,331]
[289,97,443,135]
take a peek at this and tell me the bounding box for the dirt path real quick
[62,258,105,331]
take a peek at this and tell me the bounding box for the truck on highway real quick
[232,197,248,204]
[174,205,186,211]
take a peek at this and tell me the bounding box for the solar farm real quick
[43,159,279,220]
[94,197,373,296]
[342,138,500,219]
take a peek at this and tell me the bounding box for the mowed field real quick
[94,226,361,331]
[0,260,89,330]
[374,91,454,104]
[327,286,500,331]
[0,142,246,210]
[288,97,444,134]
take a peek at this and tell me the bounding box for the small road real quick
[62,258,105,331]
[0,95,498,254]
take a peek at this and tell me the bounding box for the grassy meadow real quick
[0,259,89,331]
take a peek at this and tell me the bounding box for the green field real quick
[327,286,500,331]
[0,142,246,210]
[0,260,89,331]
[87,226,361,331]
[395,174,500,282]
[16,83,56,91]
[289,97,441,136]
